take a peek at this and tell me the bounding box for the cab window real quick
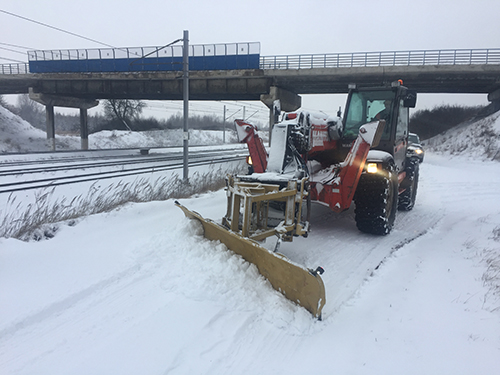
[396,100,408,140]
[344,90,394,140]
[344,94,363,138]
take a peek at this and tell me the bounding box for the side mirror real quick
[403,90,417,108]
[273,99,281,124]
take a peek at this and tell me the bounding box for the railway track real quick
[0,146,247,194]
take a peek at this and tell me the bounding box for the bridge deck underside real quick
[1,65,499,99]
[268,65,500,95]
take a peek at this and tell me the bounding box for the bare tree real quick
[103,99,146,130]
[16,94,45,129]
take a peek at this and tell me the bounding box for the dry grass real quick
[0,163,245,241]
[482,226,500,313]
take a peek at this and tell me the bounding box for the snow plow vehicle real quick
[177,81,418,318]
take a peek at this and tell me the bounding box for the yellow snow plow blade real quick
[175,201,326,319]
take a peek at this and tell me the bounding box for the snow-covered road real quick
[1,152,500,374]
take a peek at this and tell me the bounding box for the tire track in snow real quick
[0,263,143,338]
[0,243,167,372]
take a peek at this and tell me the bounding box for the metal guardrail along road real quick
[260,49,500,69]
[0,63,29,74]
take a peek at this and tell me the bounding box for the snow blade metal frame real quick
[222,175,309,242]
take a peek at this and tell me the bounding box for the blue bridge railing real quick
[1,47,500,74]
[26,42,261,73]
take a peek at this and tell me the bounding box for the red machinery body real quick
[234,114,384,215]
[234,119,268,173]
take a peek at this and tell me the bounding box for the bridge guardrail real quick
[26,42,260,73]
[1,63,29,74]
[1,48,500,74]
[259,49,500,69]
[26,42,260,61]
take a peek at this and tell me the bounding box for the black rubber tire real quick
[354,164,398,235]
[398,158,419,211]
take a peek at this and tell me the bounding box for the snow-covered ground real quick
[425,111,500,161]
[0,105,239,153]
[1,106,500,374]
[0,105,249,239]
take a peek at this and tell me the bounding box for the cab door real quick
[394,100,408,172]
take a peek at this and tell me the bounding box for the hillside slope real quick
[424,111,500,161]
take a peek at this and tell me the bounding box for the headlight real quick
[414,149,423,154]
[246,155,253,165]
[366,163,378,174]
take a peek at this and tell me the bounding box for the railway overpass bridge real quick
[1,44,500,149]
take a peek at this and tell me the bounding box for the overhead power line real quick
[0,55,26,63]
[0,9,116,49]
[0,41,35,50]
[0,46,26,55]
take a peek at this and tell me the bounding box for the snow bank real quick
[425,111,500,161]
[0,105,238,153]
[89,129,238,149]
[0,105,80,152]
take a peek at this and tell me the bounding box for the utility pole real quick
[223,105,226,144]
[182,30,189,182]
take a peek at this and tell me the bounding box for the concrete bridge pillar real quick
[45,105,56,151]
[261,86,301,113]
[488,88,500,112]
[261,86,301,144]
[80,109,89,150]
[29,88,98,151]
[488,88,500,102]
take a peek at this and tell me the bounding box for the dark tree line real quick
[409,104,486,140]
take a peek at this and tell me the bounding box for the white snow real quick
[425,111,500,161]
[0,105,238,153]
[1,105,500,374]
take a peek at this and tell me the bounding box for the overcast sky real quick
[1,0,499,121]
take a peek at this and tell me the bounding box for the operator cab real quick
[341,82,417,172]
